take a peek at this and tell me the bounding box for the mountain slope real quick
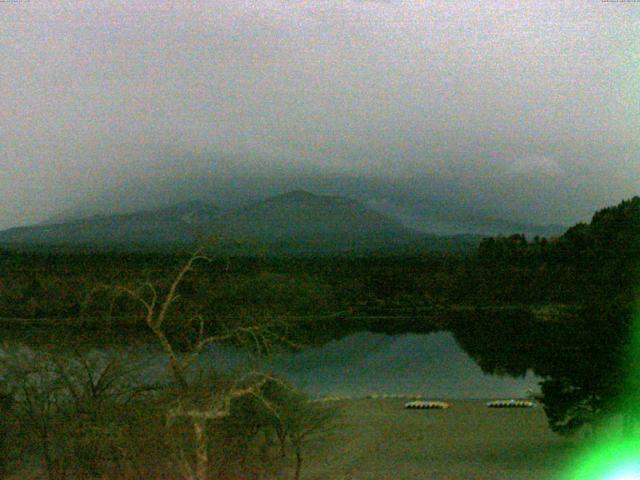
[0,201,220,246]
[365,199,566,238]
[0,191,477,253]
[210,190,418,247]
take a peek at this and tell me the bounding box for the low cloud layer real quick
[1,1,638,230]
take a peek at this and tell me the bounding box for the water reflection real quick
[262,331,541,398]
[1,329,542,399]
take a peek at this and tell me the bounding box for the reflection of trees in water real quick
[5,305,636,437]
[450,306,632,435]
[451,309,549,378]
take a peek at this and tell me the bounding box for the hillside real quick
[208,190,421,250]
[0,191,455,253]
[0,201,220,246]
[366,199,566,238]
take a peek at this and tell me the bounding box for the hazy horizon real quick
[2,1,638,230]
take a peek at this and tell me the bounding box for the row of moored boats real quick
[404,399,535,409]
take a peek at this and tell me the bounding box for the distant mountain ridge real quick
[209,190,419,245]
[42,200,219,226]
[0,191,445,253]
[0,200,220,246]
[365,198,566,238]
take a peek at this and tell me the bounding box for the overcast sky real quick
[1,0,638,230]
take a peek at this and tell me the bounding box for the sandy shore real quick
[301,398,580,480]
[6,398,582,480]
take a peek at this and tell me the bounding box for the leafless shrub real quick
[0,347,161,479]
[218,377,339,480]
[111,247,305,480]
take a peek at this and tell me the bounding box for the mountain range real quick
[0,190,556,254]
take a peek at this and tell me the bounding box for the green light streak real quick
[562,435,640,480]
[559,289,640,479]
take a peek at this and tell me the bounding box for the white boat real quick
[404,400,450,409]
[486,399,534,408]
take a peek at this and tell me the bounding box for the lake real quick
[1,330,542,399]
[241,331,541,398]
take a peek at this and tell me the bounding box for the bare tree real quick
[114,247,295,480]
[222,378,339,480]
[2,349,68,480]
[288,401,337,480]
[2,347,152,480]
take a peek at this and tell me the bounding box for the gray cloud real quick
[1,1,638,229]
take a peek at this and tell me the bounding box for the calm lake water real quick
[249,331,540,398]
[2,330,542,399]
